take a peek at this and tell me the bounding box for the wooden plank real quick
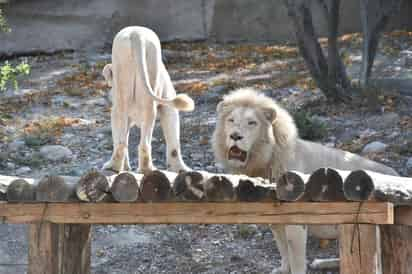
[28,222,91,274]
[381,225,412,274]
[0,202,393,224]
[394,206,412,226]
[57,224,91,274]
[28,222,59,274]
[339,224,381,274]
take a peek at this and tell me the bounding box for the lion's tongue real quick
[229,146,247,162]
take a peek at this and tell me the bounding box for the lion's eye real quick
[248,121,257,126]
[228,118,234,123]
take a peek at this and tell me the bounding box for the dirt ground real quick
[1,31,412,273]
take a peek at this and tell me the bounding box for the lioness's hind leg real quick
[138,105,156,174]
[103,107,129,172]
[285,225,307,274]
[271,225,291,274]
[159,105,190,172]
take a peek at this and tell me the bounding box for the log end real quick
[277,171,305,201]
[343,170,374,201]
[307,168,345,201]
[7,179,36,202]
[236,179,276,202]
[140,170,173,202]
[76,169,110,202]
[173,171,205,201]
[111,172,139,202]
[204,176,234,202]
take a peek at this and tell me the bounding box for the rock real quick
[362,141,387,154]
[406,157,412,170]
[7,140,25,152]
[16,166,31,175]
[366,112,400,129]
[85,98,107,107]
[39,145,73,161]
[6,162,16,169]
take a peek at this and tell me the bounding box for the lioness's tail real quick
[130,32,195,112]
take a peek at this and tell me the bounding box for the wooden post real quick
[339,224,381,274]
[28,222,59,274]
[57,224,91,274]
[380,225,412,274]
[28,222,91,274]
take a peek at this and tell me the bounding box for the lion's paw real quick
[138,165,156,175]
[103,160,123,172]
[168,162,191,173]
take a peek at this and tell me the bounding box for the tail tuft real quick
[173,94,195,112]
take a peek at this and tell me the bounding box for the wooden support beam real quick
[28,222,91,274]
[344,170,412,204]
[339,224,381,274]
[28,222,59,274]
[57,224,91,274]
[0,202,393,224]
[380,225,412,274]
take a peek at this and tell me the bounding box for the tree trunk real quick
[283,0,350,102]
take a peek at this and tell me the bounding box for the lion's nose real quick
[230,132,243,141]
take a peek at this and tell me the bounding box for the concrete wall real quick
[0,0,411,56]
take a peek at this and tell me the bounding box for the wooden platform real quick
[0,202,393,224]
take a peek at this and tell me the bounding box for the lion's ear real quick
[102,64,113,87]
[263,107,277,123]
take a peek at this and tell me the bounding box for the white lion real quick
[212,88,398,274]
[102,26,194,173]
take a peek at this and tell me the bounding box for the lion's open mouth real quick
[228,146,248,162]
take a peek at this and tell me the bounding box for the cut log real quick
[343,170,412,205]
[204,175,235,201]
[173,171,209,201]
[236,177,275,202]
[36,175,78,202]
[110,172,141,202]
[339,224,381,274]
[6,178,37,202]
[140,170,176,202]
[306,168,349,201]
[277,171,309,201]
[380,224,412,274]
[76,169,110,202]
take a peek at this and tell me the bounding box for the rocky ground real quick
[1,31,412,274]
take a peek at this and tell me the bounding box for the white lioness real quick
[102,26,194,173]
[212,88,398,274]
